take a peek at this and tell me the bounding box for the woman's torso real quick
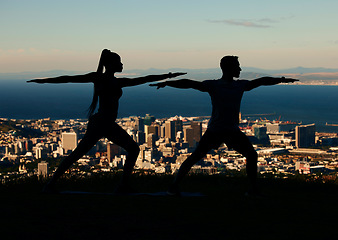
[95,74,123,120]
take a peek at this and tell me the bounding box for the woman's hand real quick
[26,79,45,84]
[280,76,299,83]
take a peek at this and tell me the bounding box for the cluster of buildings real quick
[0,115,338,182]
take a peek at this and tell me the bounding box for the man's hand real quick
[168,72,186,78]
[149,82,167,89]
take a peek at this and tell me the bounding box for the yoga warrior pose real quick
[28,49,185,193]
[151,55,297,196]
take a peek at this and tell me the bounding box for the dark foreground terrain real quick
[1,174,337,240]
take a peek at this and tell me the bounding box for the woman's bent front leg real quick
[107,123,140,191]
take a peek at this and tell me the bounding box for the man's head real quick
[220,55,241,78]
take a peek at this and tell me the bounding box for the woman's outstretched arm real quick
[119,72,186,87]
[150,79,208,92]
[27,72,97,84]
[244,76,298,91]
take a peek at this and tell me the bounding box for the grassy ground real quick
[1,174,337,240]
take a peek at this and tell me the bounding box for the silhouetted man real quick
[151,55,297,197]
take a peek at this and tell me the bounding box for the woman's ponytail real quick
[88,49,109,117]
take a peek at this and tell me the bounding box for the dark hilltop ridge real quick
[1,174,338,239]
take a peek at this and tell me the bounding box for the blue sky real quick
[1,0,338,73]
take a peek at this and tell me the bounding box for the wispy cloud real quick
[5,49,26,54]
[207,15,295,28]
[256,18,278,23]
[207,19,272,28]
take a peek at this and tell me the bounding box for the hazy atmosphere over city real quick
[1,0,338,73]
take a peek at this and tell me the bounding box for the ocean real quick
[1,79,338,132]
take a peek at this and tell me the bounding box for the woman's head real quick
[97,49,123,73]
[88,49,122,117]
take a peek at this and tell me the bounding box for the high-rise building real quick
[253,125,268,140]
[191,121,202,143]
[183,127,195,147]
[62,132,78,153]
[107,142,121,161]
[25,140,33,152]
[160,125,166,138]
[295,124,316,148]
[145,124,159,140]
[135,117,144,132]
[182,122,202,148]
[144,114,155,126]
[107,142,114,164]
[35,147,42,159]
[147,133,156,148]
[175,119,183,133]
[35,145,47,159]
[38,161,49,179]
[14,143,21,155]
[165,120,176,141]
[136,131,145,144]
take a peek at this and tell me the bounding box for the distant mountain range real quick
[1,67,338,84]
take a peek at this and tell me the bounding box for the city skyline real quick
[1,0,338,73]
[1,115,337,181]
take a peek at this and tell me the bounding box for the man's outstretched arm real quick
[245,77,298,91]
[150,79,208,92]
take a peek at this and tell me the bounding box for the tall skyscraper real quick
[145,124,159,140]
[144,114,155,126]
[107,142,121,161]
[165,120,176,141]
[160,125,166,138]
[295,124,316,148]
[107,142,114,164]
[183,127,195,147]
[62,132,78,153]
[175,119,183,133]
[135,117,144,132]
[147,133,156,148]
[191,121,202,143]
[183,122,202,148]
[136,131,145,144]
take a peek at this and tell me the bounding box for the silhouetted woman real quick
[28,49,185,193]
